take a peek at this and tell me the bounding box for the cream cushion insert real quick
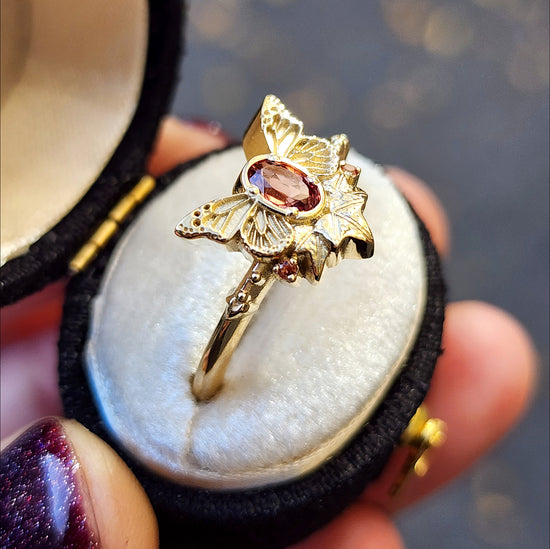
[86,148,426,490]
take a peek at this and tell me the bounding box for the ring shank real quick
[192,260,275,400]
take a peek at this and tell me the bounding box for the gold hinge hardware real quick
[390,405,447,496]
[69,175,156,274]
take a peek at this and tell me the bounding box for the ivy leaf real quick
[314,190,374,258]
[294,226,332,280]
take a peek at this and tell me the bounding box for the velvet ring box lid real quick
[1,4,445,548]
[0,0,182,305]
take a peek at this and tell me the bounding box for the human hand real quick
[0,119,536,548]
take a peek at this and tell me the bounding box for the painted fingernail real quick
[0,418,99,548]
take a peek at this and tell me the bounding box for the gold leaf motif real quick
[294,225,331,280]
[314,190,374,259]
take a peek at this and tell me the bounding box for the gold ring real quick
[175,95,375,401]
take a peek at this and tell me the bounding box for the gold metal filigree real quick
[175,95,375,400]
[176,95,373,283]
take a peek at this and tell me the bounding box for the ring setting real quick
[176,95,375,400]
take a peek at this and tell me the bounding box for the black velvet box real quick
[1,3,445,547]
[0,0,182,306]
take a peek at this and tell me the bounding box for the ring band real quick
[175,95,375,400]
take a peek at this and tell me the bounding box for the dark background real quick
[172,1,549,547]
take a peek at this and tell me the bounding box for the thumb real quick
[1,417,158,548]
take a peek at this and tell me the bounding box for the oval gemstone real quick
[248,159,320,212]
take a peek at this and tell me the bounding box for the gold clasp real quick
[390,405,446,496]
[69,175,156,274]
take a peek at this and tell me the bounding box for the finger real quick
[1,418,158,548]
[386,166,450,257]
[0,280,66,345]
[364,301,537,510]
[1,326,62,438]
[1,284,65,436]
[1,282,66,437]
[291,502,404,549]
[147,117,232,176]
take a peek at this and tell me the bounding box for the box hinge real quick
[390,405,447,496]
[69,175,156,274]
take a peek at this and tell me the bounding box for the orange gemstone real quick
[342,163,360,177]
[248,159,320,211]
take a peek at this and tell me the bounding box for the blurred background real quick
[172,1,549,547]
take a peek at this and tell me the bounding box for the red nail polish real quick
[0,418,99,548]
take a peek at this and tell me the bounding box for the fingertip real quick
[0,280,66,344]
[1,326,63,438]
[364,301,537,510]
[1,418,158,548]
[63,420,159,549]
[419,301,537,495]
[147,116,231,176]
[292,503,404,549]
[433,301,537,429]
[385,166,450,257]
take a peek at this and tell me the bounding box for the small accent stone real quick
[248,159,320,211]
[276,259,298,281]
[342,163,360,178]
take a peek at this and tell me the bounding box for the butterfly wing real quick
[241,206,294,257]
[245,96,344,179]
[260,95,304,157]
[175,194,256,244]
[287,136,340,179]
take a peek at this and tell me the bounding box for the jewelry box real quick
[1,2,445,547]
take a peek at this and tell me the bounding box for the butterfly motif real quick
[176,95,374,282]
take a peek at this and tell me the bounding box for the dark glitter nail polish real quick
[0,418,99,548]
